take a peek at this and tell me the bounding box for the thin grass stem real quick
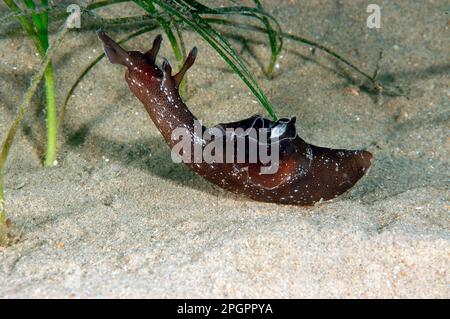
[43,62,57,166]
[0,23,69,225]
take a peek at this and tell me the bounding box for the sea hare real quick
[98,31,372,205]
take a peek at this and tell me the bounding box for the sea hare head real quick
[98,30,197,102]
[97,30,162,72]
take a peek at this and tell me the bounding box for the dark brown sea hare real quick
[98,31,372,205]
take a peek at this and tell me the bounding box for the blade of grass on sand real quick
[252,0,281,77]
[4,0,59,166]
[0,23,69,241]
[184,0,283,78]
[28,0,59,167]
[213,0,283,77]
[205,17,376,85]
[3,0,46,53]
[43,61,57,166]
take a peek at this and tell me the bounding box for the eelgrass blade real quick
[23,0,49,48]
[0,23,69,226]
[43,61,57,166]
[40,0,48,29]
[3,0,46,54]
[182,0,283,78]
[205,17,376,85]
[86,0,131,11]
[252,0,280,77]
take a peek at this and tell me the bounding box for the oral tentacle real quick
[173,47,198,88]
[145,34,162,63]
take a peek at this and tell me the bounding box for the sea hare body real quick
[98,31,372,205]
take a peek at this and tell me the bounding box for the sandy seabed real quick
[0,0,448,298]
